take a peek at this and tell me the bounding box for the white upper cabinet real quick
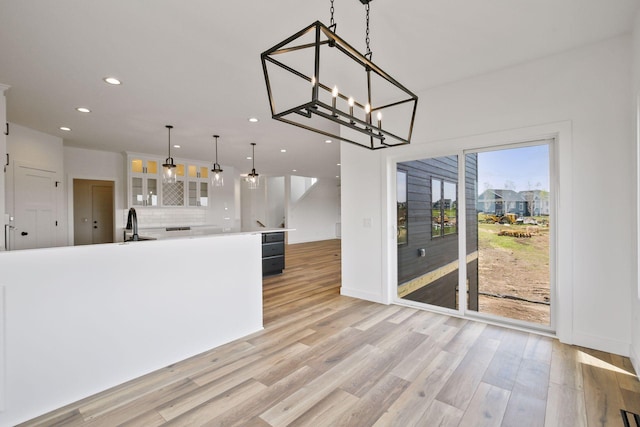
[128,155,160,207]
[127,153,210,208]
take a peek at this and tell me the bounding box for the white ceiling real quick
[0,0,638,178]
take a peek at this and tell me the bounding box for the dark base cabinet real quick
[262,232,285,276]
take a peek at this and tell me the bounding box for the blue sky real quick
[397,144,550,202]
[476,144,550,192]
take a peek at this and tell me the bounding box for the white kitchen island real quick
[0,232,264,426]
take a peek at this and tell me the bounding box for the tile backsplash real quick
[126,208,208,228]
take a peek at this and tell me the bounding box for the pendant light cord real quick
[214,136,219,164]
[165,125,173,162]
[252,143,256,172]
[365,2,372,60]
[329,0,336,32]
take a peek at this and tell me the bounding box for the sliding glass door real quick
[395,140,553,330]
[466,143,552,327]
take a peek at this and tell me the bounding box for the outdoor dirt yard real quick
[477,222,550,325]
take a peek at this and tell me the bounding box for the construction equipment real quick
[483,213,517,224]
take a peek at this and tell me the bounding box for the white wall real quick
[0,84,8,414]
[288,177,341,244]
[0,233,263,426]
[241,177,268,230]
[0,85,8,252]
[631,8,640,376]
[206,167,239,232]
[267,176,285,228]
[341,35,634,356]
[6,123,66,247]
[341,147,385,301]
[64,146,126,242]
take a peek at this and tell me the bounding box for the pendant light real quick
[245,143,259,190]
[260,0,418,150]
[162,125,177,184]
[210,135,224,187]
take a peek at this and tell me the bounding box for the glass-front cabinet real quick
[129,156,159,206]
[127,153,210,208]
[187,165,209,207]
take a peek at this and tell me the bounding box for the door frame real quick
[381,121,573,343]
[67,174,119,245]
[72,178,115,245]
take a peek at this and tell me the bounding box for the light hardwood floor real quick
[21,239,640,426]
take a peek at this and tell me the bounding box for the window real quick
[431,178,457,238]
[397,170,408,245]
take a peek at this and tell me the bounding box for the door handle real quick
[21,231,28,236]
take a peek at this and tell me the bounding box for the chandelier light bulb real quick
[377,111,382,128]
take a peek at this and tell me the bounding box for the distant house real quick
[519,190,550,216]
[478,189,550,216]
[477,189,527,216]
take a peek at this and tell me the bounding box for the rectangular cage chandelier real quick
[261,3,418,150]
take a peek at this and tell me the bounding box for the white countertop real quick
[123,226,293,242]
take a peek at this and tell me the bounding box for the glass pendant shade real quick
[163,161,177,184]
[246,170,259,190]
[246,143,259,190]
[211,135,224,187]
[211,166,224,187]
[163,125,177,184]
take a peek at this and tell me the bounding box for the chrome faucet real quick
[125,207,139,241]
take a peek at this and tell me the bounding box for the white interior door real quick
[12,165,57,250]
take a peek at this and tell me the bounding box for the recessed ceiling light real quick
[248,117,259,123]
[173,145,181,148]
[337,163,341,166]
[59,126,71,131]
[325,139,332,143]
[246,156,252,160]
[76,107,91,113]
[280,149,287,153]
[336,175,340,178]
[103,77,121,85]
[292,169,297,172]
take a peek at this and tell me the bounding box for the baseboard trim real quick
[630,344,640,381]
[573,331,630,357]
[340,287,385,304]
